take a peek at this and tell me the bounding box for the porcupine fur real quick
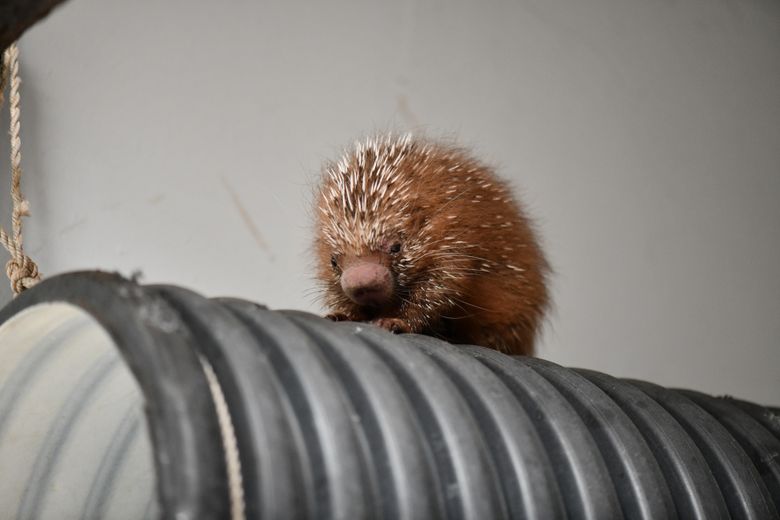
[313,133,550,356]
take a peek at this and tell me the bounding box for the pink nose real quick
[340,261,393,307]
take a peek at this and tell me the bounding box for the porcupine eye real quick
[330,255,338,270]
[389,242,401,254]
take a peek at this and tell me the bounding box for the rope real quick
[199,355,246,520]
[0,42,41,296]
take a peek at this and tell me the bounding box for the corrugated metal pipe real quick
[0,272,777,519]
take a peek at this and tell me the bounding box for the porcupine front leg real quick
[371,317,411,334]
[326,308,373,324]
[328,311,411,334]
[370,292,453,336]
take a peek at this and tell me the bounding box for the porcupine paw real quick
[372,318,411,334]
[325,312,352,322]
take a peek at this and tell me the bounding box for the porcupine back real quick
[314,133,550,356]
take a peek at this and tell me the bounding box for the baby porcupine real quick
[313,133,550,356]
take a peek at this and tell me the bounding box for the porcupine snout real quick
[340,258,394,308]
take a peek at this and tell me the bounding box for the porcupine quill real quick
[313,133,550,356]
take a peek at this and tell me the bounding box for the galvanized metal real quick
[0,272,777,519]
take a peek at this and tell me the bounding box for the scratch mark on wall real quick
[148,194,166,205]
[101,200,122,212]
[59,217,87,236]
[396,94,421,128]
[220,175,274,259]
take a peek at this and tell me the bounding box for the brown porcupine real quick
[313,133,550,356]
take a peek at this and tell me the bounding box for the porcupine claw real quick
[325,312,351,322]
[372,317,411,334]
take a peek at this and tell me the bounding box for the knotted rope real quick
[0,42,40,296]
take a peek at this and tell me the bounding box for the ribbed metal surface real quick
[0,302,155,520]
[0,272,777,519]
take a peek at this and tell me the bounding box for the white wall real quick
[3,0,778,403]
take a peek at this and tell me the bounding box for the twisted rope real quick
[199,355,246,520]
[0,42,40,296]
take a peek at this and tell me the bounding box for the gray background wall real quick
[2,0,778,403]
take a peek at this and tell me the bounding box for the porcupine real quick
[313,133,550,356]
